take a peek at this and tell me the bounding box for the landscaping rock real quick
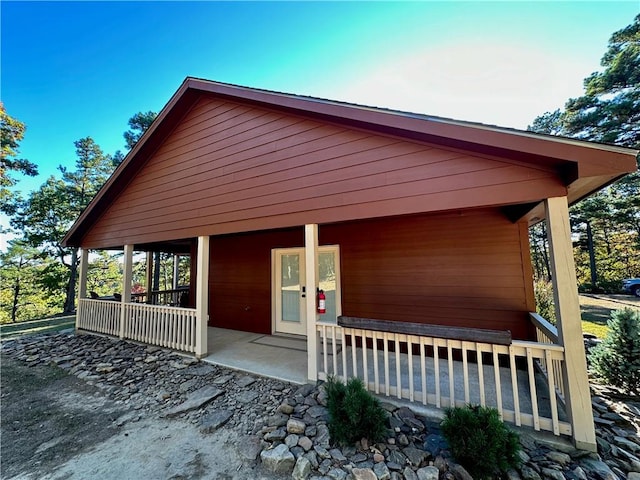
[4,332,640,480]
[237,435,262,461]
[260,444,295,474]
[163,385,224,417]
[373,461,391,480]
[293,456,312,480]
[287,418,306,435]
[417,466,440,480]
[199,409,232,434]
[403,446,428,466]
[352,468,377,480]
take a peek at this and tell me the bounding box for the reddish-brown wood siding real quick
[208,209,533,339]
[321,209,533,340]
[81,96,565,248]
[209,227,302,333]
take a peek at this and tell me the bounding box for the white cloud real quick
[316,42,594,129]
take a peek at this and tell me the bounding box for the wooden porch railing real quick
[530,312,566,402]
[316,321,570,436]
[77,298,120,336]
[77,298,196,353]
[131,286,189,306]
[123,303,196,352]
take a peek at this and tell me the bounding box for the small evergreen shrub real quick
[589,308,640,395]
[534,279,556,324]
[325,376,387,446]
[441,405,521,479]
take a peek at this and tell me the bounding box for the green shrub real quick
[325,376,387,446]
[534,279,556,324]
[441,405,521,479]
[589,308,640,395]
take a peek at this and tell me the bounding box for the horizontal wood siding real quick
[206,209,532,339]
[320,209,533,340]
[209,228,302,333]
[81,95,565,248]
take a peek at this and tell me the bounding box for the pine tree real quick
[589,308,640,395]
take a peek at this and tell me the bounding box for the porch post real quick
[195,236,209,358]
[545,196,596,451]
[305,224,319,382]
[173,254,180,290]
[145,251,153,303]
[120,244,133,340]
[77,248,89,330]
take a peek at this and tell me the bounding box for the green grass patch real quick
[581,319,609,339]
[0,316,75,340]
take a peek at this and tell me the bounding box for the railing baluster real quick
[373,331,380,394]
[408,335,415,402]
[509,345,521,426]
[434,339,441,408]
[420,338,427,405]
[526,347,540,431]
[351,329,358,378]
[448,341,455,407]
[362,331,369,387]
[545,349,560,435]
[462,341,470,404]
[383,332,390,396]
[477,343,486,406]
[332,326,338,377]
[341,327,347,381]
[493,345,503,418]
[322,324,328,375]
[395,336,401,399]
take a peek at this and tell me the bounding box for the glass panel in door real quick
[275,249,306,335]
[281,253,301,323]
[318,250,337,321]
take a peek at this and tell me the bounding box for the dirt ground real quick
[0,354,272,480]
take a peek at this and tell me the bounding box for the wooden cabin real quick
[63,78,638,451]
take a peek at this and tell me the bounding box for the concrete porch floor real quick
[202,327,566,424]
[202,327,308,384]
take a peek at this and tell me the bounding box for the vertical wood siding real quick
[81,95,564,248]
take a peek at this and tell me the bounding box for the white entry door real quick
[274,248,306,335]
[273,246,341,336]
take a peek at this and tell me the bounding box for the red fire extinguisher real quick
[317,289,326,314]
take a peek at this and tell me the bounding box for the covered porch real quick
[64,79,638,455]
[74,197,594,449]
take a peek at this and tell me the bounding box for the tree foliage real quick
[589,308,640,395]
[123,111,157,150]
[325,376,388,446]
[12,138,115,313]
[529,15,640,288]
[0,240,64,323]
[3,109,161,321]
[441,405,521,480]
[0,103,38,215]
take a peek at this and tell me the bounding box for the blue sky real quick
[1,1,638,207]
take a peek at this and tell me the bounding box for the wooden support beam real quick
[120,244,133,339]
[195,236,210,358]
[305,224,319,382]
[173,254,180,290]
[545,196,596,451]
[77,248,89,330]
[145,251,153,301]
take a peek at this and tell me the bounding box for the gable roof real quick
[62,77,638,247]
